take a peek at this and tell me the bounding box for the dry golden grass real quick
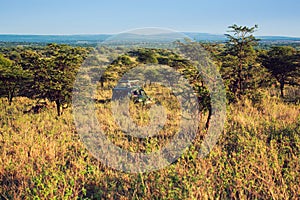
[0,89,299,199]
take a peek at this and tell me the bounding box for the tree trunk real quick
[237,62,243,99]
[56,99,61,116]
[205,106,212,129]
[8,90,13,105]
[280,79,285,98]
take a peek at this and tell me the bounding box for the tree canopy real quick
[221,24,267,101]
[0,54,31,104]
[262,46,299,98]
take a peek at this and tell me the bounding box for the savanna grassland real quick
[0,87,299,199]
[0,25,300,199]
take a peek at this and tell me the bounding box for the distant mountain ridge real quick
[184,33,300,42]
[0,34,111,44]
[0,33,300,44]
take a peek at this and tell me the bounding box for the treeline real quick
[217,25,299,101]
[0,44,89,115]
[0,25,299,116]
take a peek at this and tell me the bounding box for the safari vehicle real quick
[113,80,152,104]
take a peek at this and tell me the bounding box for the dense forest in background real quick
[0,25,299,199]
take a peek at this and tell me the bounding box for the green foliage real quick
[15,44,88,116]
[41,44,88,116]
[135,49,158,64]
[0,54,31,104]
[261,46,300,98]
[221,24,267,101]
[111,55,133,66]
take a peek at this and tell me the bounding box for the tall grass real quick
[0,90,299,199]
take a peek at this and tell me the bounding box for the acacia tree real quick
[135,49,158,64]
[41,44,88,116]
[0,54,30,104]
[262,46,299,98]
[18,44,87,116]
[221,24,265,100]
[17,50,42,98]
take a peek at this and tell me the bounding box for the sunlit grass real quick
[0,89,299,199]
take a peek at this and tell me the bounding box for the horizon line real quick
[0,32,300,38]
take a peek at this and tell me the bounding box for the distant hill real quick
[184,33,300,43]
[184,32,227,41]
[0,33,300,45]
[0,34,110,44]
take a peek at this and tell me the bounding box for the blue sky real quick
[0,0,299,36]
